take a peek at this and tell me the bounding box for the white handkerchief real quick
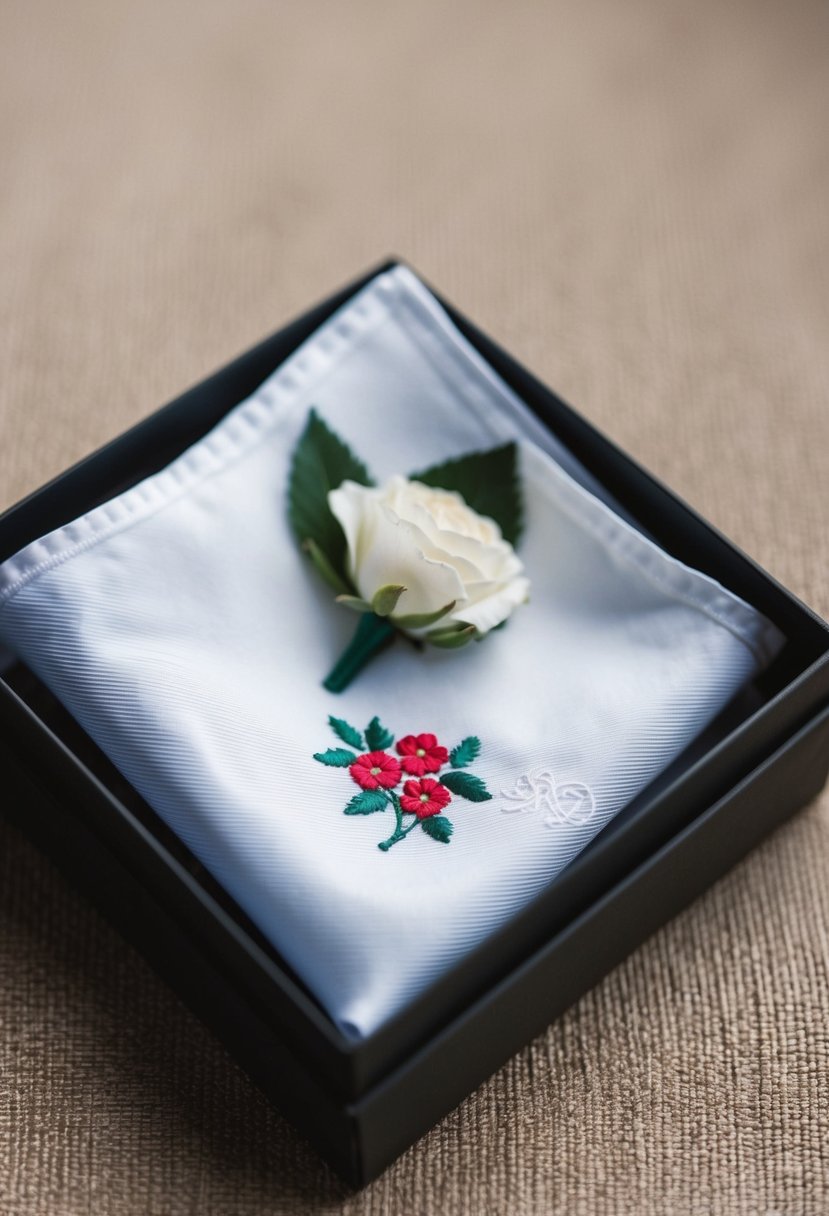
[0,267,783,1038]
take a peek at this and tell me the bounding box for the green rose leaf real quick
[393,599,457,630]
[441,770,492,802]
[426,623,477,649]
[328,716,364,749]
[365,715,394,750]
[421,815,453,843]
[449,736,481,768]
[410,442,523,546]
[302,537,351,596]
[288,409,374,579]
[335,594,373,614]
[371,584,406,617]
[344,790,389,815]
[313,747,357,767]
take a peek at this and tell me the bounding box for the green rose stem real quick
[378,790,420,853]
[323,612,397,693]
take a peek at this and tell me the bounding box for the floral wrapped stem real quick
[323,613,396,693]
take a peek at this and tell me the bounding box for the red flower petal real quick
[350,751,401,791]
[400,777,452,818]
[397,733,449,775]
[419,747,448,774]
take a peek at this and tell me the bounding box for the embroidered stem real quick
[323,613,396,694]
[378,790,419,852]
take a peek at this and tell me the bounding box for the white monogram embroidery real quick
[499,768,595,827]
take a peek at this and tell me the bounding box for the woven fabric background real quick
[1,1,827,1212]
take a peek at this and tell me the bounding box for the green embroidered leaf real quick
[421,815,453,844]
[328,716,364,749]
[393,599,456,630]
[288,409,374,578]
[449,736,481,768]
[372,583,407,617]
[410,442,523,545]
[365,716,394,750]
[441,770,492,802]
[344,790,389,815]
[313,748,357,767]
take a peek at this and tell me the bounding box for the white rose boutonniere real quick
[329,477,529,638]
[288,410,530,692]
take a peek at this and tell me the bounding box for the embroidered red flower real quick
[315,715,491,851]
[396,733,449,776]
[400,776,452,819]
[349,751,401,791]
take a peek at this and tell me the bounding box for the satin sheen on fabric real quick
[0,268,784,1038]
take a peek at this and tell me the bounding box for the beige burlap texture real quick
[1,1,827,1212]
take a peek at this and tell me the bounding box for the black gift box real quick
[1,260,828,1186]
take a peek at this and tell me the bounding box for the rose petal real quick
[449,576,531,633]
[328,480,378,579]
[351,501,468,618]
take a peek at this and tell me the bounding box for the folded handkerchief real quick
[0,267,783,1038]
